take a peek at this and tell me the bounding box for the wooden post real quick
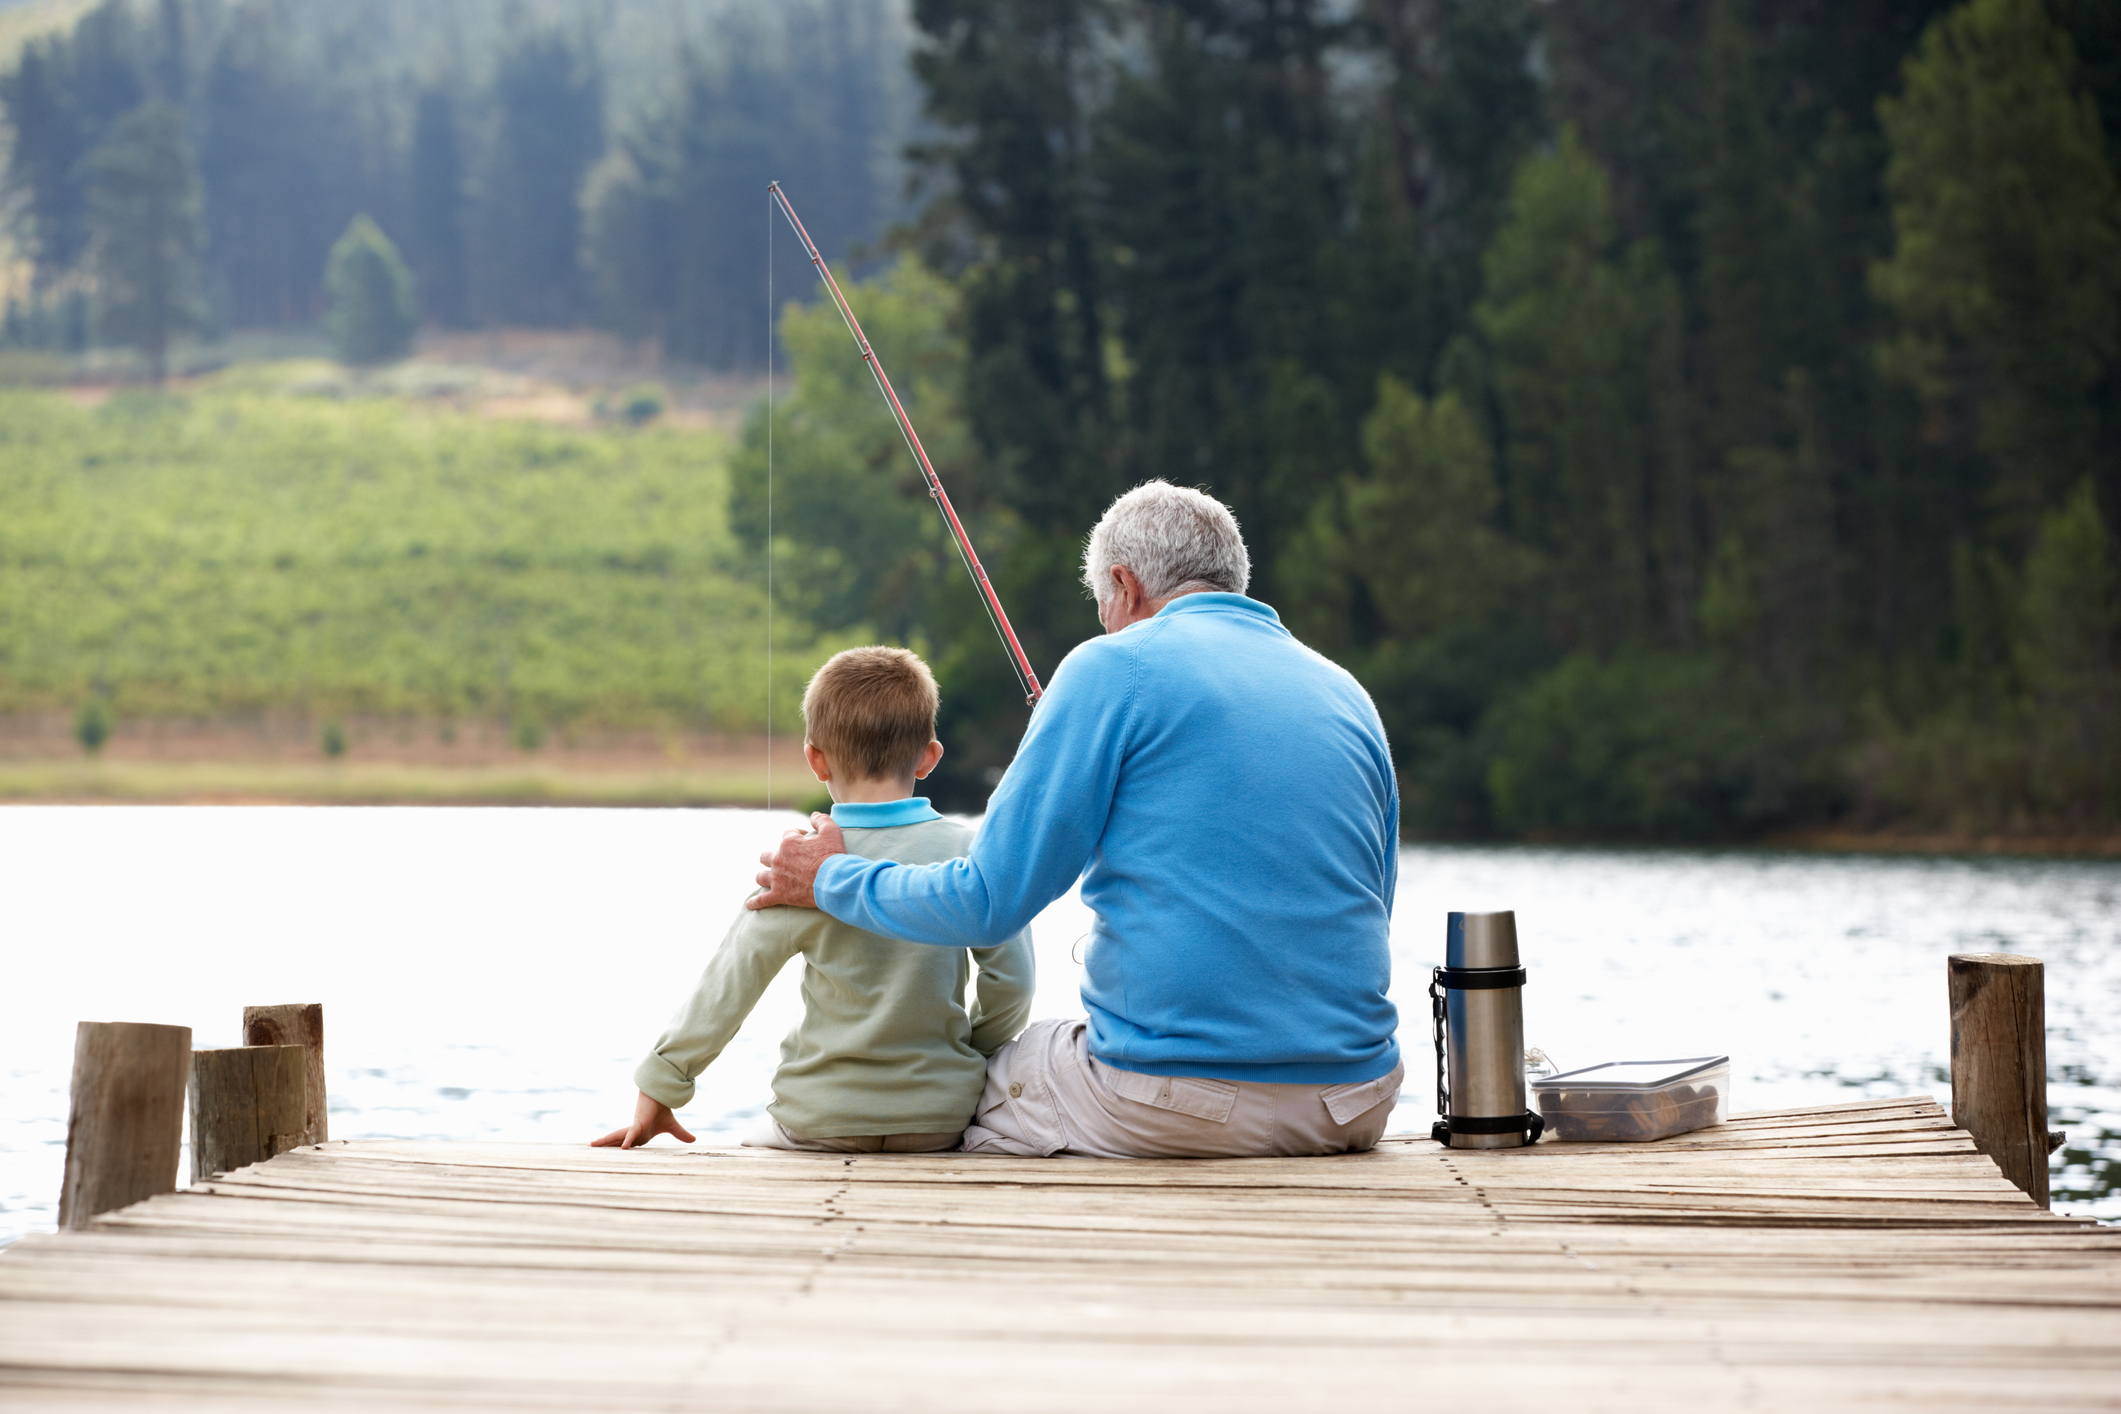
[190,1045,310,1184]
[243,1003,328,1144]
[59,1021,192,1229]
[1948,952,2048,1208]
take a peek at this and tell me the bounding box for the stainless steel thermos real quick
[1430,910,1543,1149]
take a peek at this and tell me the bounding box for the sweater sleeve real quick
[813,637,1134,946]
[633,901,807,1108]
[967,928,1036,1056]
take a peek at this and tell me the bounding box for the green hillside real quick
[0,381,836,735]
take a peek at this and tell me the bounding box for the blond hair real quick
[801,646,940,780]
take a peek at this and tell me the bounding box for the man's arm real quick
[753,639,1135,945]
[967,929,1035,1056]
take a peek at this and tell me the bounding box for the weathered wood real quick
[188,1046,310,1184]
[9,1097,2119,1414]
[56,1021,192,1230]
[1948,952,2049,1207]
[241,1003,328,1144]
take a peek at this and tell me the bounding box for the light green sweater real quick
[634,810,1035,1139]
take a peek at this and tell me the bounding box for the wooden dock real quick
[3,1095,2117,1412]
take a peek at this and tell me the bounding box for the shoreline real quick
[4,757,2118,856]
[0,722,823,811]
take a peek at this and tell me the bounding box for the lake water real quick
[3,805,2115,1243]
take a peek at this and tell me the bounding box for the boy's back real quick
[636,802,1034,1141]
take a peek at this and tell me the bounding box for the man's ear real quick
[804,743,833,784]
[912,739,945,780]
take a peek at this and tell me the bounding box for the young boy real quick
[592,646,1034,1154]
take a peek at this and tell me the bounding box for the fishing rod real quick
[768,182,1043,706]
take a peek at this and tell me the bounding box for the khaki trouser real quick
[741,1116,962,1154]
[961,1019,1404,1159]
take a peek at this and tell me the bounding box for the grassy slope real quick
[0,382,842,739]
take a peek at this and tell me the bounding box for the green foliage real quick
[84,100,200,383]
[1483,653,1836,839]
[73,698,110,756]
[1,2,911,346]
[731,258,986,649]
[1473,128,1688,652]
[0,387,839,732]
[324,215,418,366]
[1873,0,2121,535]
[319,719,346,757]
[585,9,908,365]
[1341,377,1534,643]
[2016,480,2120,817]
[511,717,545,752]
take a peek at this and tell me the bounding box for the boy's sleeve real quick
[967,927,1036,1057]
[634,902,808,1109]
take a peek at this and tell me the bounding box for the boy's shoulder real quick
[842,814,976,867]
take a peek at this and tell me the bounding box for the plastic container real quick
[1532,1057,1729,1142]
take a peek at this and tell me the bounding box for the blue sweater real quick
[814,593,1402,1085]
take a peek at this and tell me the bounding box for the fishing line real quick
[765,187,774,812]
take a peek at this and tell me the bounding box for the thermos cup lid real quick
[1447,911,1520,969]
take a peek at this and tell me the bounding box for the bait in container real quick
[1532,1057,1729,1142]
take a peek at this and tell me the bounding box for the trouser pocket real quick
[1098,1065,1239,1123]
[962,1019,1073,1157]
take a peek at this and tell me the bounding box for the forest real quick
[0,0,911,364]
[4,0,2120,841]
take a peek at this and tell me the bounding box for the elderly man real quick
[750,480,1403,1157]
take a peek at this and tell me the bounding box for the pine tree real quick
[1695,0,1839,682]
[1474,129,1671,652]
[1342,377,1534,643]
[2016,479,2119,820]
[152,0,188,104]
[0,1,145,277]
[1872,0,2121,542]
[84,101,200,383]
[325,214,418,366]
[477,28,603,326]
[198,10,350,327]
[407,87,470,328]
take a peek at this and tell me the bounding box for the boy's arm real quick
[967,928,1036,1057]
[634,902,807,1109]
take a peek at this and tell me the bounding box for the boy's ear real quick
[804,742,833,783]
[912,739,945,780]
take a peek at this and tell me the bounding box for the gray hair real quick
[1082,480,1251,604]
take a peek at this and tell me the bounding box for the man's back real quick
[1066,594,1399,1082]
[816,593,1400,1086]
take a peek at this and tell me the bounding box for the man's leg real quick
[961,1018,1405,1159]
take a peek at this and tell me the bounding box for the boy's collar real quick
[828,797,942,828]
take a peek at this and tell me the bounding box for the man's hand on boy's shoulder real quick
[591,1091,698,1149]
[748,813,845,912]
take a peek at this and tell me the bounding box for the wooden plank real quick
[4,1096,2118,1414]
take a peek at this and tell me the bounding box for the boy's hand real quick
[591,1091,697,1149]
[748,813,844,910]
